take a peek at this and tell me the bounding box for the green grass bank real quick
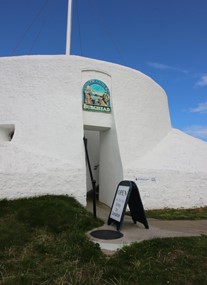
[0,195,206,285]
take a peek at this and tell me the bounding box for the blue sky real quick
[0,0,207,141]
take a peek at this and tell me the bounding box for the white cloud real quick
[147,62,187,73]
[184,125,207,140]
[196,75,207,87]
[147,62,172,70]
[189,102,207,114]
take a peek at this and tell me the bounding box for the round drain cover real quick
[90,230,123,240]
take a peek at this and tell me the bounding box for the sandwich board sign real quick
[108,180,149,231]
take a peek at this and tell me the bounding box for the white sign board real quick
[110,185,130,222]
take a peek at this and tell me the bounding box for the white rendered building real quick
[0,55,207,209]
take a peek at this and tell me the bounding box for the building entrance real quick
[84,130,100,201]
[84,127,123,207]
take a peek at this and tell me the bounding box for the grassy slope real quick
[0,195,207,285]
[146,207,207,220]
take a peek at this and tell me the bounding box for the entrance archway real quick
[84,126,123,207]
[84,130,100,200]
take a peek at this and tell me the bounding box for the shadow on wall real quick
[0,124,15,142]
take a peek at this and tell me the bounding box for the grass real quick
[145,207,207,220]
[104,236,207,285]
[0,195,207,285]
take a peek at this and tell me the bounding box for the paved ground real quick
[86,200,207,255]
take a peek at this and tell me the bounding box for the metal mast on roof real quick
[66,0,73,55]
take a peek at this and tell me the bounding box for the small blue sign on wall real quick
[82,79,111,113]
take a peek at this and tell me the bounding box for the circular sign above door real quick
[82,79,111,113]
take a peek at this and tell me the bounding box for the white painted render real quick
[0,55,206,209]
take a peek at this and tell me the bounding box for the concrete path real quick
[86,200,207,255]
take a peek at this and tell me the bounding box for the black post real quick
[83,136,97,219]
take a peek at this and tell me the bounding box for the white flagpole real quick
[66,0,73,55]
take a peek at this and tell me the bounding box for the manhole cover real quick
[90,230,123,240]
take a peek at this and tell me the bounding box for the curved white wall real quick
[0,56,86,204]
[110,67,171,166]
[0,55,206,209]
[126,129,207,209]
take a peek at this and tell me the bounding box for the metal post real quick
[66,0,73,55]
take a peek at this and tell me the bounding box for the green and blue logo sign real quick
[82,79,111,113]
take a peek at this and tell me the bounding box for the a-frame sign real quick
[107,180,149,231]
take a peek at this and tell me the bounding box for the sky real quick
[0,0,207,141]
